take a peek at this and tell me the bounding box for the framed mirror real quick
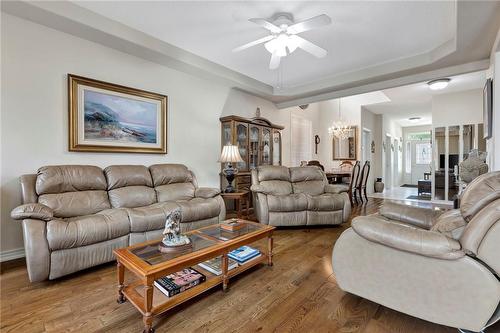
[332,126,357,160]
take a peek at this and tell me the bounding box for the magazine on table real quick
[198,256,238,276]
[154,268,206,297]
[228,246,261,264]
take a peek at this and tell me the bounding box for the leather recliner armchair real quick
[10,164,225,282]
[332,171,500,332]
[250,165,351,226]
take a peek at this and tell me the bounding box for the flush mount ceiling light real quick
[232,13,331,70]
[427,78,451,90]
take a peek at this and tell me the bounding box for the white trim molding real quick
[0,248,25,262]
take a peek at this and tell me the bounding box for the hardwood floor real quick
[0,198,495,333]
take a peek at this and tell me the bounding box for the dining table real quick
[325,169,352,184]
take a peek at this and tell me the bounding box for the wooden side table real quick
[221,191,250,218]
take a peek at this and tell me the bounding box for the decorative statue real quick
[459,149,489,184]
[159,208,191,251]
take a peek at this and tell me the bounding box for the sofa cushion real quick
[292,181,326,196]
[156,183,195,202]
[38,190,111,218]
[307,194,345,211]
[108,186,156,208]
[104,165,153,190]
[268,193,308,212]
[36,165,107,194]
[176,198,221,222]
[460,171,500,222]
[255,180,292,195]
[431,209,466,240]
[289,166,325,182]
[126,202,179,233]
[46,208,129,250]
[257,166,290,182]
[149,164,193,186]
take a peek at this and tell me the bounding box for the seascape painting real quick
[69,74,167,154]
[83,90,158,144]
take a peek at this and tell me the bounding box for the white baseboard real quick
[0,248,25,262]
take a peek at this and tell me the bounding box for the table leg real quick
[143,283,154,333]
[117,261,126,304]
[267,235,273,266]
[236,198,241,219]
[246,194,250,218]
[222,254,229,292]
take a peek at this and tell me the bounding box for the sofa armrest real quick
[352,216,464,260]
[324,184,349,194]
[379,201,442,229]
[11,203,53,221]
[250,184,271,195]
[195,187,221,199]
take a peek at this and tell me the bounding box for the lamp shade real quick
[219,144,243,163]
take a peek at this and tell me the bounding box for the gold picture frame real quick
[68,74,167,154]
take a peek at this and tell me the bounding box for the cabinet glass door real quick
[249,126,260,169]
[272,130,281,165]
[235,122,248,170]
[261,128,271,165]
[222,122,232,145]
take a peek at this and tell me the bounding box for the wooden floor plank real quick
[1,198,498,333]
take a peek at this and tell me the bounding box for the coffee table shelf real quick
[114,221,274,333]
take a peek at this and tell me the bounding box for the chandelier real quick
[328,98,351,140]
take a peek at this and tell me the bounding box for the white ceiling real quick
[3,1,499,107]
[363,70,486,127]
[76,1,456,89]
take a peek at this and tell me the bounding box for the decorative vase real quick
[374,178,384,193]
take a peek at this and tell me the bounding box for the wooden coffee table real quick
[114,220,275,333]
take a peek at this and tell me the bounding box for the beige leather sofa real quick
[10,164,225,282]
[333,171,500,332]
[250,166,350,226]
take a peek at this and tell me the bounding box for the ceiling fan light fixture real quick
[427,78,451,90]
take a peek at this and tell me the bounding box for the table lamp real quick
[219,144,243,193]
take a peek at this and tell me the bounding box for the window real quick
[405,141,411,173]
[415,142,432,165]
[291,115,312,166]
[407,132,431,141]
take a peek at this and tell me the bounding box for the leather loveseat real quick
[250,166,350,226]
[333,171,500,332]
[10,164,225,282]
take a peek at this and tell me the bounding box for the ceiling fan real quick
[233,13,331,70]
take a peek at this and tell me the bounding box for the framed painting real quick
[68,74,167,153]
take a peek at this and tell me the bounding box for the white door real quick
[393,139,399,187]
[385,134,392,188]
[362,129,371,163]
[411,140,431,184]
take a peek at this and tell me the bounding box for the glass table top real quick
[197,223,262,241]
[131,233,216,266]
[129,222,266,266]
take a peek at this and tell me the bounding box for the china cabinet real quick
[220,115,284,193]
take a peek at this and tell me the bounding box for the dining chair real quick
[348,161,361,206]
[356,161,371,203]
[307,160,325,171]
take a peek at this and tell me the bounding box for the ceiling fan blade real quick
[290,35,327,58]
[287,14,331,34]
[269,53,281,70]
[249,18,282,33]
[232,35,275,52]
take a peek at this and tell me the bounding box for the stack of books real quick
[198,256,238,276]
[228,246,261,264]
[154,268,206,297]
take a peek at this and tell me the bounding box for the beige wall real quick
[0,14,295,257]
